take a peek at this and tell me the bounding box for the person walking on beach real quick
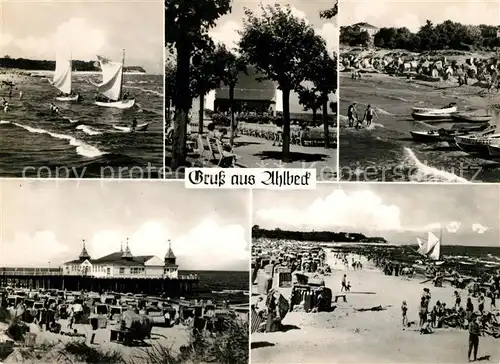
[362,105,377,128]
[401,300,408,329]
[347,102,358,128]
[341,274,347,292]
[468,312,481,362]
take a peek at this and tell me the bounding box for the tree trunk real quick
[166,100,171,123]
[171,40,191,171]
[323,99,329,148]
[198,93,205,135]
[229,85,235,147]
[312,108,317,123]
[282,88,291,162]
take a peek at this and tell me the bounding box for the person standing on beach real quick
[401,301,408,329]
[341,274,347,292]
[419,297,428,328]
[468,312,481,362]
[362,105,377,128]
[454,291,462,310]
[478,295,485,313]
[347,102,358,128]
[488,289,496,310]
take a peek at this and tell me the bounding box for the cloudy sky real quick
[0,0,164,73]
[1,180,250,271]
[340,0,500,32]
[253,184,500,246]
[209,0,338,54]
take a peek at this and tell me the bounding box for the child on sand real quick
[478,295,485,313]
[401,301,408,329]
[420,314,433,334]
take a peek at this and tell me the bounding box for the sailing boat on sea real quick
[49,51,79,102]
[91,50,135,109]
[417,230,442,263]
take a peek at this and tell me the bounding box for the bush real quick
[63,341,125,364]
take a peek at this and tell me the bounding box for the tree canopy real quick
[341,20,500,51]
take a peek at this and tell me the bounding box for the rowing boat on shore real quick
[410,124,495,143]
[411,104,457,115]
[451,113,492,123]
[455,133,500,157]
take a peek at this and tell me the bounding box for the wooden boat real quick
[451,113,492,123]
[410,125,495,143]
[49,50,81,102]
[411,111,454,121]
[91,50,135,109]
[455,133,500,157]
[412,103,457,114]
[112,123,148,132]
[487,144,500,159]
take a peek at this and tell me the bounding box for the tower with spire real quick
[122,238,133,260]
[164,240,176,265]
[79,239,91,261]
[164,240,178,278]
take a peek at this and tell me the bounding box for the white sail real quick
[416,237,427,255]
[94,55,123,101]
[51,55,72,94]
[425,231,441,261]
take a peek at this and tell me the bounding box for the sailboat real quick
[50,52,79,102]
[415,230,444,266]
[91,50,135,109]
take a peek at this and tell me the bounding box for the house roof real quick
[64,252,155,266]
[353,22,378,30]
[165,245,176,260]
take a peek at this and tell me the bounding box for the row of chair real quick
[189,134,239,168]
[238,123,336,147]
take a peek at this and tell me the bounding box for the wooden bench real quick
[334,294,347,303]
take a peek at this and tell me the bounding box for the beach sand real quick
[23,318,191,362]
[251,252,500,364]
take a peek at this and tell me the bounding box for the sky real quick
[0,180,250,271]
[0,0,164,74]
[209,0,338,54]
[253,184,500,246]
[340,0,500,33]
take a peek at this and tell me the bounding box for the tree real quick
[302,50,337,147]
[417,20,439,51]
[339,26,370,47]
[165,0,232,170]
[190,40,223,135]
[297,87,323,123]
[165,60,176,124]
[215,45,247,146]
[239,4,325,162]
[320,0,337,19]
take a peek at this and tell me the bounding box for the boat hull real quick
[455,134,500,157]
[410,131,441,143]
[487,145,500,159]
[112,122,148,132]
[56,95,79,102]
[411,112,453,121]
[451,114,492,123]
[412,106,457,114]
[95,99,135,109]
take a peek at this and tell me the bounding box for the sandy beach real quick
[251,252,500,364]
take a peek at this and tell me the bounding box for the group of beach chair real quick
[189,134,239,168]
[238,122,336,147]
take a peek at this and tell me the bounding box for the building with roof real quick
[352,22,379,37]
[62,240,179,279]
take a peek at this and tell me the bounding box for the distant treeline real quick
[252,225,388,244]
[0,57,145,73]
[341,21,500,51]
